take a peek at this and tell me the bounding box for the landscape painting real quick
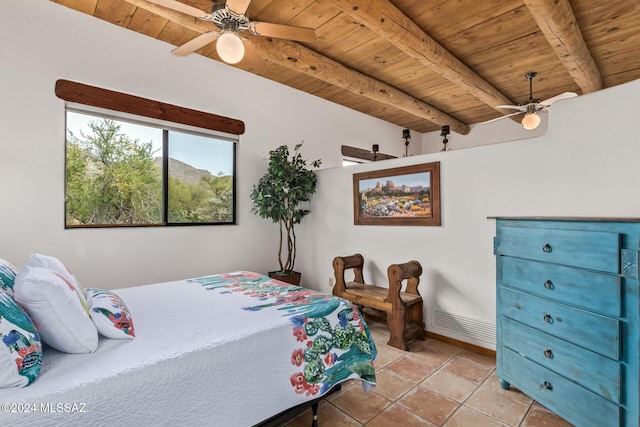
[353,162,440,226]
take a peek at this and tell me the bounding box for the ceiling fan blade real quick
[226,0,252,15]
[496,104,527,111]
[143,0,210,19]
[172,31,221,56]
[539,92,578,107]
[481,111,524,125]
[240,39,269,74]
[341,145,396,161]
[249,22,317,43]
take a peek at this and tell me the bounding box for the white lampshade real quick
[217,32,244,64]
[521,112,541,130]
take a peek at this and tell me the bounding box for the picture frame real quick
[353,162,441,226]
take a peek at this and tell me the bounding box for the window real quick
[65,110,237,227]
[166,129,235,224]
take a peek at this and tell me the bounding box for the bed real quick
[0,271,377,426]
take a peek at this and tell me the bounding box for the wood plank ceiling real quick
[51,0,640,134]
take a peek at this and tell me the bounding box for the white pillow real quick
[86,288,135,339]
[14,266,98,354]
[26,253,89,311]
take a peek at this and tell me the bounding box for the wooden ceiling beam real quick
[124,0,211,32]
[523,0,602,94]
[125,0,471,135]
[325,0,516,115]
[249,36,469,135]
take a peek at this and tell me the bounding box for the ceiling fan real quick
[483,71,577,130]
[144,0,316,66]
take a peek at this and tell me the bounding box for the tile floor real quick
[285,321,573,427]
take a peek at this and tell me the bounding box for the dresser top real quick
[488,216,640,223]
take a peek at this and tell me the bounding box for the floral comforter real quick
[189,271,377,397]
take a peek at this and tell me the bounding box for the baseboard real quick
[426,331,496,358]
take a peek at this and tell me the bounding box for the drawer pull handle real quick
[544,280,554,290]
[542,244,552,253]
[543,313,553,324]
[544,348,554,359]
[542,381,553,391]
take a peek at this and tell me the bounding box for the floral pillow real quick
[14,266,98,354]
[85,288,135,339]
[0,258,19,297]
[0,289,42,388]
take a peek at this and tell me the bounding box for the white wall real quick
[0,0,403,289]
[298,78,640,349]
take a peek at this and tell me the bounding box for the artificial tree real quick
[250,143,321,283]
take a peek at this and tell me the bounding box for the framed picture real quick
[353,162,440,226]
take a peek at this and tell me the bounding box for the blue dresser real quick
[494,217,640,427]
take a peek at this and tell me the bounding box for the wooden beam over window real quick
[55,79,245,135]
[523,0,602,94]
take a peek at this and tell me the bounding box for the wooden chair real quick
[332,254,425,351]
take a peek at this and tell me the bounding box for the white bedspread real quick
[0,272,376,426]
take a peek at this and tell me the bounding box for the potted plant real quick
[250,143,321,285]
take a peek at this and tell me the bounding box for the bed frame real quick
[256,385,341,427]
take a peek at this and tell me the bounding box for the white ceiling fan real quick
[483,71,577,130]
[144,0,316,66]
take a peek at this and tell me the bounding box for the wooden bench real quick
[332,254,425,351]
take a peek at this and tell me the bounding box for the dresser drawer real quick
[500,348,620,427]
[500,317,621,402]
[499,287,620,359]
[499,257,621,316]
[497,226,620,273]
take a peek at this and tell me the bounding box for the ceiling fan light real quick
[521,112,541,130]
[217,31,244,64]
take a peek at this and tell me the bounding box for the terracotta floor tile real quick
[482,372,533,405]
[367,403,437,427]
[368,327,389,343]
[441,357,494,384]
[465,387,530,426]
[521,402,573,427]
[458,349,496,368]
[372,341,406,369]
[406,345,454,369]
[287,401,361,427]
[366,320,389,338]
[338,379,358,391]
[399,387,459,426]
[386,356,436,383]
[413,338,464,357]
[371,368,416,401]
[328,381,390,423]
[444,406,509,427]
[421,370,479,403]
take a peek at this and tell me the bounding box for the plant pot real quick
[268,270,301,286]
